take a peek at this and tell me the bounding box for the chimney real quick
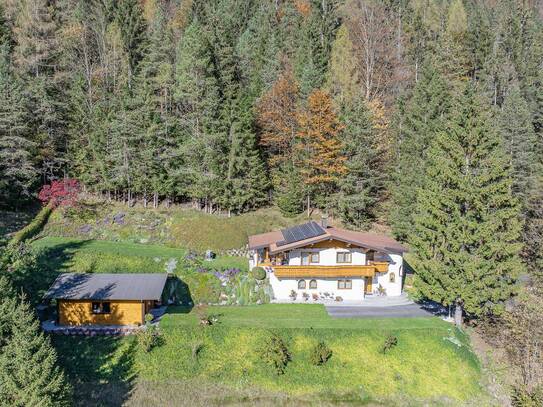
[321,214,329,229]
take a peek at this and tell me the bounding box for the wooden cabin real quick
[43,273,168,326]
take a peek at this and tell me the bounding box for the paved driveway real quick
[326,303,443,318]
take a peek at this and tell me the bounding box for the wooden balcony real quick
[368,261,389,273]
[272,265,378,278]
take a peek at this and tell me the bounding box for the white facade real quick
[249,245,404,303]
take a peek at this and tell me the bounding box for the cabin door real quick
[364,277,373,294]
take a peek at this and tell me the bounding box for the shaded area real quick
[326,303,440,318]
[8,239,93,305]
[52,335,137,406]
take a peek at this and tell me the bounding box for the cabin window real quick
[337,279,352,289]
[389,273,396,283]
[309,279,317,289]
[301,252,319,265]
[92,301,111,314]
[298,280,306,289]
[336,252,352,264]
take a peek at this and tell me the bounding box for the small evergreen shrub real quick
[380,335,398,354]
[250,266,266,281]
[260,333,291,375]
[511,385,543,407]
[191,341,205,361]
[310,341,333,366]
[137,324,162,352]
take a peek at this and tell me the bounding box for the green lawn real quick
[53,305,484,406]
[32,236,248,274]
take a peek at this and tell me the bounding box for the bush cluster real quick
[260,333,291,375]
[380,335,398,354]
[310,341,333,366]
[250,266,266,281]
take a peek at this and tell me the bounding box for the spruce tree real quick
[391,63,451,240]
[337,98,384,229]
[0,43,36,206]
[498,86,541,208]
[410,86,523,326]
[0,277,71,406]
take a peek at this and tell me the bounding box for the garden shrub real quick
[191,341,204,361]
[511,385,543,407]
[250,266,266,281]
[380,335,398,354]
[260,333,291,375]
[310,341,333,366]
[137,316,163,353]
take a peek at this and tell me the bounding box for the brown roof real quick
[248,225,407,254]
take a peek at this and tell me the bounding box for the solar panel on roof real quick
[276,221,326,246]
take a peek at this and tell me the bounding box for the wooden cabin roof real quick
[44,273,168,301]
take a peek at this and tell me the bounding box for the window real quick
[309,279,317,289]
[91,301,111,314]
[336,252,352,263]
[298,280,306,289]
[301,252,319,265]
[338,279,352,289]
[389,273,396,283]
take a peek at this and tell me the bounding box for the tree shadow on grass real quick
[51,334,137,407]
[8,239,94,305]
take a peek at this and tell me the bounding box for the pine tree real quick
[410,86,523,326]
[498,86,541,207]
[174,19,222,208]
[223,96,269,213]
[114,0,147,85]
[0,277,71,406]
[275,162,305,217]
[296,89,346,210]
[337,98,384,229]
[0,43,36,206]
[391,63,451,240]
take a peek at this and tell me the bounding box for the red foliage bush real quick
[38,179,81,207]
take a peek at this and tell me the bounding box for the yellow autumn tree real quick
[296,90,346,209]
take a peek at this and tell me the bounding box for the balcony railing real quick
[272,265,380,278]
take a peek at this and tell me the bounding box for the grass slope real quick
[32,236,248,274]
[41,203,308,251]
[54,305,482,406]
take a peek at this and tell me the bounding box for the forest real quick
[1,0,543,405]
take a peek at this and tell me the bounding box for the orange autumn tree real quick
[256,66,300,178]
[296,90,346,210]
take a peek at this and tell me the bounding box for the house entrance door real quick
[364,277,373,294]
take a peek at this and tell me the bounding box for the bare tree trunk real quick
[454,300,463,327]
[143,192,147,208]
[307,195,310,217]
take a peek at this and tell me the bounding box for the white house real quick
[248,220,407,302]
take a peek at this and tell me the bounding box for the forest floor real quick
[52,305,486,407]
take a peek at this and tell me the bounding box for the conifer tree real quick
[115,0,147,85]
[410,86,523,326]
[337,98,384,228]
[0,277,71,406]
[223,96,269,213]
[0,43,36,206]
[391,64,451,240]
[275,162,305,217]
[498,86,541,208]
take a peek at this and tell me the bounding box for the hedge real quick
[9,204,53,246]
